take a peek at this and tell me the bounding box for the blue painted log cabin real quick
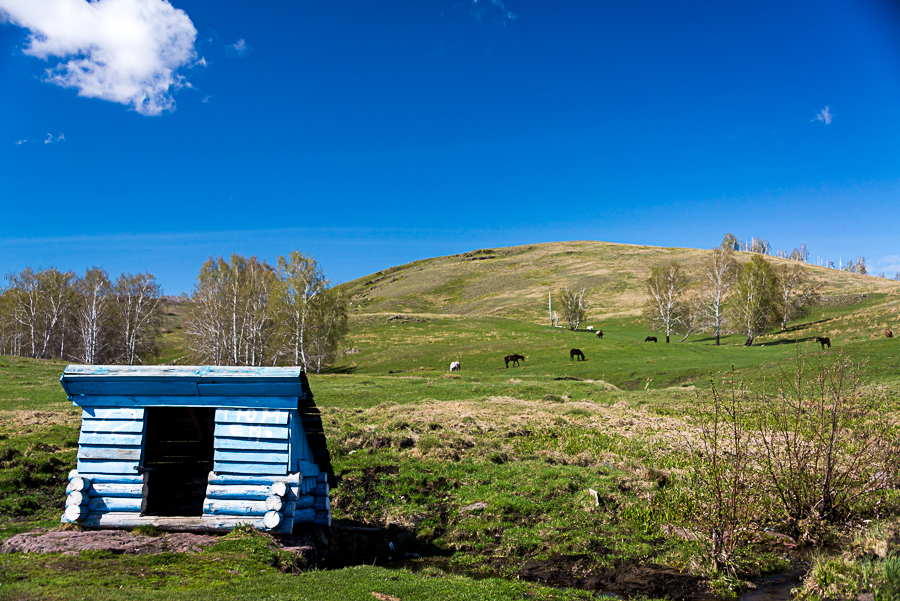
[59,365,335,533]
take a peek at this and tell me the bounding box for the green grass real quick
[2,242,900,599]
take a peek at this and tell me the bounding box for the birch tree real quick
[276,251,327,369]
[559,287,588,331]
[644,262,690,343]
[74,267,112,363]
[307,288,350,374]
[114,273,163,365]
[697,248,737,345]
[773,263,821,330]
[728,255,781,346]
[6,267,75,359]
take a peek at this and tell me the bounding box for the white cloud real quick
[0,0,199,115]
[226,37,249,56]
[14,133,64,144]
[469,0,516,24]
[814,106,833,125]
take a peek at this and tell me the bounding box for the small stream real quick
[739,568,807,601]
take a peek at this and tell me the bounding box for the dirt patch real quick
[0,410,79,431]
[0,530,218,556]
[519,555,712,600]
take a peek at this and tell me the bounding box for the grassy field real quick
[2,242,900,600]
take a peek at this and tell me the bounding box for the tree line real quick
[185,251,348,373]
[643,243,822,345]
[0,268,163,363]
[0,251,349,372]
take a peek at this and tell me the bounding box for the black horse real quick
[816,336,831,349]
[596,330,604,339]
[570,348,585,361]
[504,354,525,368]
[644,336,658,343]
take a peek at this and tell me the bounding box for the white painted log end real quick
[263,511,283,529]
[67,477,91,493]
[66,491,90,507]
[64,504,87,522]
[269,481,288,497]
[265,496,284,512]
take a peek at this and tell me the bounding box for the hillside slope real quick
[342,240,900,324]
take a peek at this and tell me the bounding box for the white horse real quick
[586,326,593,331]
[450,361,461,372]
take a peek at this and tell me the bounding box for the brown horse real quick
[504,354,525,368]
[816,336,831,349]
[645,336,658,343]
[887,330,894,338]
[570,348,585,361]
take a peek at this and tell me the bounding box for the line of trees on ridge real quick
[0,251,349,372]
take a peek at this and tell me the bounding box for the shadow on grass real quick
[320,365,359,375]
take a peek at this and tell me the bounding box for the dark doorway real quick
[142,407,215,516]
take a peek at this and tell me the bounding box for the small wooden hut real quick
[59,365,334,533]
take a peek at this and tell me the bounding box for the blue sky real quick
[1,0,899,294]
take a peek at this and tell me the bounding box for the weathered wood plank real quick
[72,512,292,533]
[215,409,290,425]
[292,508,316,524]
[213,424,290,440]
[78,432,144,447]
[78,446,142,461]
[213,461,287,476]
[202,499,296,516]
[297,461,320,478]
[80,419,145,434]
[214,450,289,465]
[76,459,139,475]
[88,497,147,513]
[214,437,289,452]
[73,396,298,410]
[82,408,145,421]
[70,471,147,484]
[200,383,304,397]
[205,485,299,501]
[66,381,200,396]
[86,483,148,498]
[294,495,315,510]
[207,472,299,486]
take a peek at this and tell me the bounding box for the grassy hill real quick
[340,240,900,324]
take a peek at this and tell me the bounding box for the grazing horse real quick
[504,354,525,368]
[450,361,461,372]
[816,336,831,349]
[570,348,585,361]
[887,330,894,338]
[645,336,658,343]
[597,330,604,339]
[586,326,593,331]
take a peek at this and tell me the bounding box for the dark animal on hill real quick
[450,361,461,372]
[597,330,604,339]
[645,336,658,343]
[816,336,831,349]
[570,348,585,361]
[504,354,525,368]
[887,330,894,338]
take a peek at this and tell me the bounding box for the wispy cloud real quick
[876,254,900,273]
[0,0,201,116]
[226,38,249,56]
[14,133,65,145]
[813,106,833,125]
[467,0,517,24]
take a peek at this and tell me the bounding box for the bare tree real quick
[186,256,277,366]
[774,262,822,330]
[6,267,75,359]
[307,288,350,374]
[73,267,112,364]
[643,262,690,343]
[559,287,588,331]
[114,273,163,365]
[697,248,737,345]
[276,251,327,368]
